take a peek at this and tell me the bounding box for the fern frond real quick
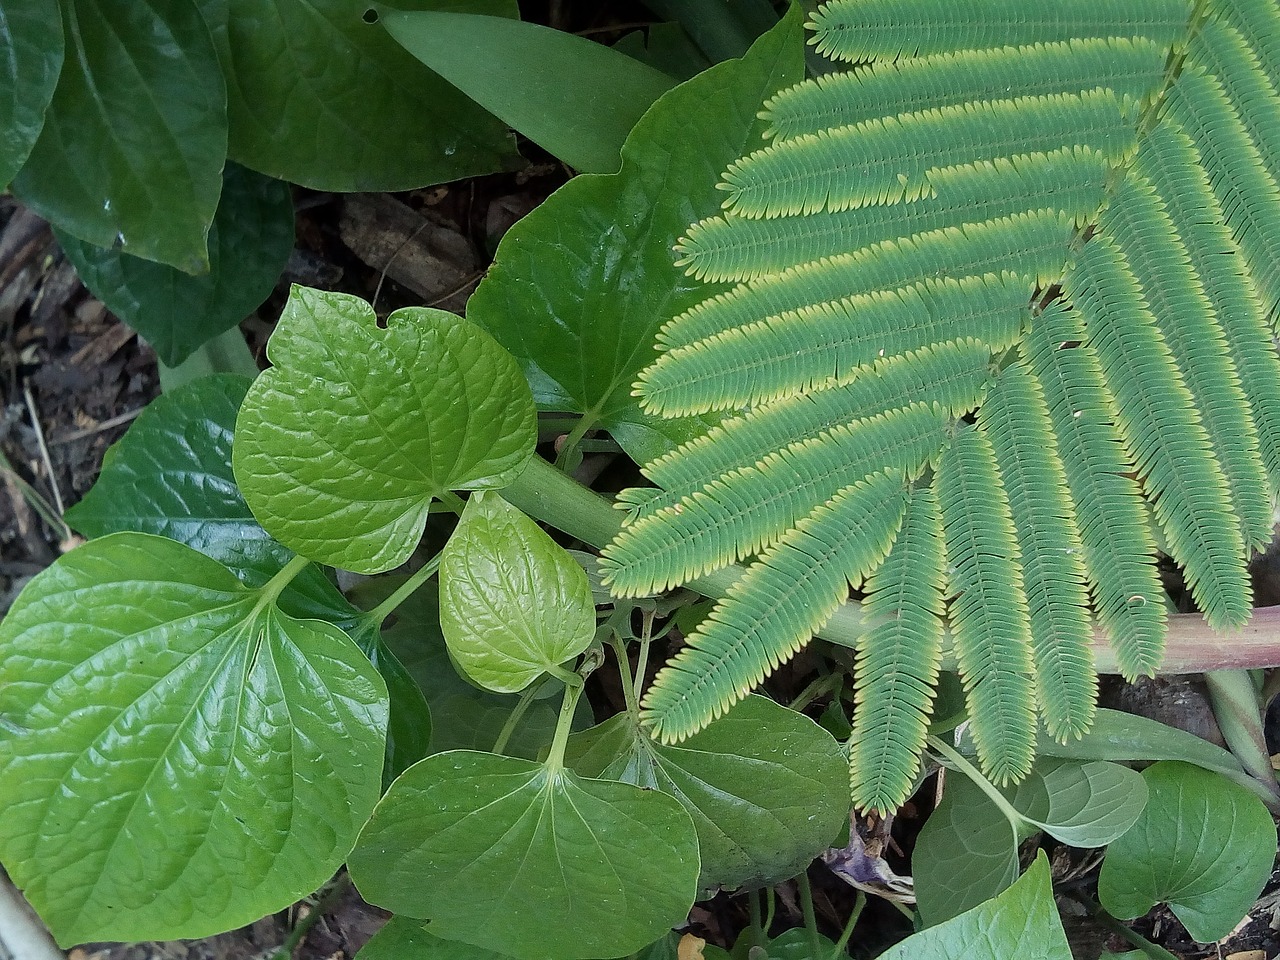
[629,340,995,521]
[1022,303,1166,678]
[638,274,1029,415]
[808,0,1190,62]
[1131,123,1278,539]
[935,422,1037,785]
[601,403,947,596]
[1061,233,1251,629]
[677,148,1111,284]
[640,471,910,743]
[980,357,1096,741]
[718,90,1135,219]
[849,486,946,813]
[1165,65,1280,324]
[764,39,1166,142]
[659,209,1078,353]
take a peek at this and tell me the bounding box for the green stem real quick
[790,671,842,713]
[501,456,1280,672]
[271,874,350,960]
[833,891,865,956]
[1075,893,1181,960]
[492,678,547,756]
[259,554,311,609]
[554,410,599,471]
[438,490,467,515]
[748,887,765,941]
[928,736,1026,833]
[796,870,824,960]
[1204,669,1280,806]
[609,633,641,718]
[545,680,584,773]
[364,553,443,624]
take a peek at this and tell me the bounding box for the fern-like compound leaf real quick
[718,90,1135,219]
[1023,303,1167,679]
[764,39,1166,142]
[1062,234,1251,629]
[980,357,1096,741]
[808,0,1190,62]
[602,402,946,596]
[849,486,946,813]
[640,470,910,743]
[677,148,1112,283]
[936,423,1037,785]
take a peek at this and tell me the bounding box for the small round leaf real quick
[234,286,536,573]
[439,492,596,692]
[349,750,699,960]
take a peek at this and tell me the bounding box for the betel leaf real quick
[0,0,63,187]
[234,286,536,574]
[464,5,804,462]
[883,853,1071,960]
[0,533,388,946]
[197,0,521,191]
[1012,758,1147,848]
[65,374,352,624]
[11,0,226,273]
[1098,760,1278,943]
[56,163,294,366]
[913,773,1021,927]
[349,750,699,960]
[439,492,595,693]
[342,616,432,782]
[566,694,849,893]
[381,11,676,174]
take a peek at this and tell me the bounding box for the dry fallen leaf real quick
[678,932,707,960]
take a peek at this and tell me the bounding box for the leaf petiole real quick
[545,679,585,773]
[492,677,548,756]
[927,736,1026,837]
[363,552,444,625]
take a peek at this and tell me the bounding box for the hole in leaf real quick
[362,8,379,24]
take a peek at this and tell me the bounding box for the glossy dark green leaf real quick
[382,11,675,174]
[11,0,226,272]
[465,6,804,461]
[614,24,710,81]
[64,374,353,623]
[199,0,520,191]
[234,286,537,574]
[1012,758,1147,848]
[643,0,777,62]
[56,163,294,366]
[1098,761,1277,942]
[913,774,1021,927]
[750,928,839,960]
[566,695,849,893]
[357,917,513,960]
[343,616,432,782]
[439,493,595,693]
[0,0,63,186]
[349,751,699,960]
[0,533,388,946]
[883,854,1070,960]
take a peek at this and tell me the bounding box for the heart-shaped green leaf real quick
[0,0,63,186]
[381,11,676,174]
[234,286,536,574]
[198,0,521,191]
[465,6,804,461]
[913,773,1021,926]
[884,853,1071,960]
[12,0,226,272]
[439,492,595,693]
[349,750,699,960]
[65,374,352,623]
[56,163,294,366]
[1012,758,1147,848]
[0,534,388,946]
[1098,760,1277,942]
[566,694,849,893]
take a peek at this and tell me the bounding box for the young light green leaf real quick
[198,0,521,191]
[913,774,1021,926]
[439,492,595,693]
[64,374,352,623]
[349,750,699,960]
[1012,758,1147,848]
[56,163,294,366]
[12,0,226,273]
[0,533,388,946]
[0,0,63,187]
[886,853,1070,960]
[234,286,536,574]
[465,6,804,461]
[382,11,676,174]
[1098,761,1277,942]
[565,694,849,894]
